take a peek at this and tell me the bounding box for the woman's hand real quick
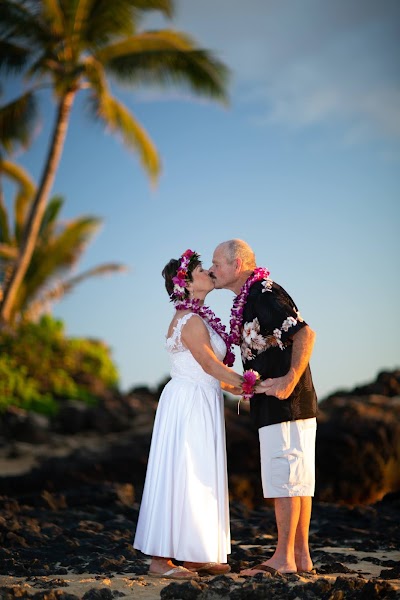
[229,385,244,396]
[221,382,242,396]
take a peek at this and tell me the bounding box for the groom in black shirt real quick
[209,239,318,576]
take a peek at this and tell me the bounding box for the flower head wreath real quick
[171,249,200,300]
[171,249,235,365]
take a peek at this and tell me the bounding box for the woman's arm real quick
[181,315,243,389]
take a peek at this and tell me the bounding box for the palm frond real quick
[0,203,11,245]
[0,92,38,153]
[97,30,194,59]
[44,262,128,300]
[26,51,61,82]
[41,0,65,37]
[39,216,102,269]
[28,216,102,277]
[83,55,105,94]
[94,93,160,181]
[38,195,64,241]
[0,1,52,48]
[0,160,36,195]
[23,261,127,319]
[85,59,160,180]
[79,0,174,48]
[96,30,230,103]
[0,40,31,73]
[21,216,102,307]
[0,160,35,242]
[80,0,135,45]
[0,243,18,260]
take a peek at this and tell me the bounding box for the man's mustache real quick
[209,273,216,280]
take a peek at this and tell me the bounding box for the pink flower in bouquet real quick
[241,369,261,399]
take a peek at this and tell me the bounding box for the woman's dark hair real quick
[162,255,201,300]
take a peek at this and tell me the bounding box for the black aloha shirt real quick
[241,278,318,429]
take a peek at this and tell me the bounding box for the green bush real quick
[0,355,57,415]
[0,315,119,413]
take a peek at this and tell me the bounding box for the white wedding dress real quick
[133,313,231,563]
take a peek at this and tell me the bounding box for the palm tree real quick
[0,161,126,322]
[0,0,229,323]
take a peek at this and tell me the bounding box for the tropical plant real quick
[0,91,38,157]
[0,0,229,322]
[0,314,119,414]
[0,160,35,298]
[0,91,38,257]
[0,353,57,415]
[0,160,126,322]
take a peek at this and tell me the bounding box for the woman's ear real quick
[186,281,194,296]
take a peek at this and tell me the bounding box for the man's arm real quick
[256,325,316,400]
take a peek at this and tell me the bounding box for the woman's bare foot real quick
[184,561,231,575]
[149,557,198,579]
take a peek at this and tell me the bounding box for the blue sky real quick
[5,0,400,399]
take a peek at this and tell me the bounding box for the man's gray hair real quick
[218,239,256,270]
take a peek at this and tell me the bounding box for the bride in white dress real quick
[133,250,244,579]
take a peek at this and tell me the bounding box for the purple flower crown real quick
[171,254,271,369]
[171,249,200,300]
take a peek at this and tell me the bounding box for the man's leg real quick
[240,496,299,574]
[294,496,313,571]
[241,421,314,575]
[267,497,299,572]
[264,496,313,572]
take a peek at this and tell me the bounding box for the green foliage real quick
[0,315,119,414]
[0,355,57,415]
[0,181,126,321]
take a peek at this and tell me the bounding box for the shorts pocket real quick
[288,452,304,485]
[271,456,290,487]
[271,453,303,487]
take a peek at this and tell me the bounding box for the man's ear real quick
[235,258,243,274]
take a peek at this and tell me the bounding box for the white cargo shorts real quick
[259,418,317,498]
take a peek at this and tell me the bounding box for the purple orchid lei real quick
[174,298,236,366]
[173,267,271,367]
[228,267,271,347]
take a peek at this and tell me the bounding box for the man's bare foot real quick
[240,561,297,576]
[295,552,314,573]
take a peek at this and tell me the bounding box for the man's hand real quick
[256,370,296,400]
[255,326,316,400]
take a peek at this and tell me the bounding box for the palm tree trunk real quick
[0,90,75,323]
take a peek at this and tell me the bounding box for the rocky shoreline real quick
[1,370,399,598]
[0,486,399,598]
